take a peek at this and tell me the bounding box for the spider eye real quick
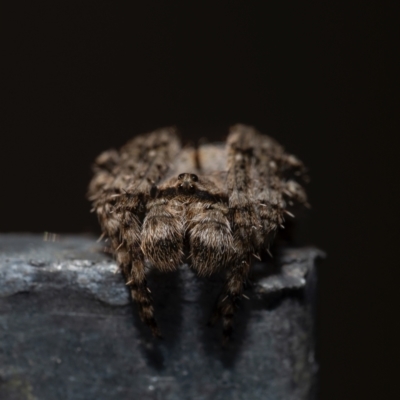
[191,174,198,182]
[178,174,185,180]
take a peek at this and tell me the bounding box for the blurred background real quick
[3,1,398,399]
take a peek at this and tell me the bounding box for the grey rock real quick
[0,234,324,400]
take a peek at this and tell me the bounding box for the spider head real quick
[177,173,198,193]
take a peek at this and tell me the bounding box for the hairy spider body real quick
[88,124,308,341]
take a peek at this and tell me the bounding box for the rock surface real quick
[0,234,323,400]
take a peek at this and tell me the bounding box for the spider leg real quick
[87,149,120,203]
[247,127,290,249]
[256,187,285,250]
[213,126,309,341]
[88,127,181,337]
[212,125,263,342]
[252,129,308,247]
[282,179,309,207]
[254,159,286,249]
[92,194,160,336]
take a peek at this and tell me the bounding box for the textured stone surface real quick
[0,234,323,400]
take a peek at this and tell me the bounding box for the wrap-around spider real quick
[88,124,308,341]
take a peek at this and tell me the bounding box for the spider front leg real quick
[211,198,257,342]
[118,246,161,338]
[211,258,250,344]
[212,124,263,342]
[97,196,161,337]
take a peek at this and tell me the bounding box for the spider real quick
[88,124,308,341]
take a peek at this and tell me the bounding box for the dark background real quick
[3,1,399,399]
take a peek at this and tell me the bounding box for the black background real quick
[3,1,399,399]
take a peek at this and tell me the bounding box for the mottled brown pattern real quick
[88,124,308,341]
